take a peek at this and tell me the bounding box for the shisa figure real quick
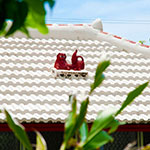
[54,50,85,71]
[54,53,71,70]
[71,50,84,71]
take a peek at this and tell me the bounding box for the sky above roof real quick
[45,0,150,44]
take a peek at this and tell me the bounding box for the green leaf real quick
[83,108,116,148]
[61,97,89,150]
[0,16,5,31]
[25,0,45,15]
[64,96,89,143]
[36,131,47,150]
[107,120,120,134]
[19,26,31,38]
[25,0,48,34]
[90,60,110,94]
[61,95,77,150]
[79,122,88,142]
[65,96,77,140]
[83,131,113,150]
[4,0,18,19]
[116,82,149,116]
[90,108,116,135]
[5,110,32,150]
[0,0,15,34]
[0,3,5,31]
[46,0,56,9]
[0,22,7,35]
[6,1,28,36]
[75,98,89,131]
[139,40,146,44]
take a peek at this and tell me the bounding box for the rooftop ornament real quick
[54,50,84,71]
[52,50,87,79]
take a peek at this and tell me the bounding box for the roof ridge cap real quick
[46,18,103,32]
[101,31,150,48]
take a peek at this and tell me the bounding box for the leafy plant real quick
[139,40,146,44]
[0,60,148,150]
[0,0,55,37]
[3,109,47,150]
[139,38,150,45]
[4,110,33,150]
[60,60,148,150]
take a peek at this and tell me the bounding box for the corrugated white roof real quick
[0,19,150,123]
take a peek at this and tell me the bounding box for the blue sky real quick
[45,0,150,44]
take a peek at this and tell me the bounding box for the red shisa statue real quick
[54,53,71,70]
[54,50,85,71]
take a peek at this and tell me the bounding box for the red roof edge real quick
[101,31,150,48]
[46,24,85,26]
[0,123,150,132]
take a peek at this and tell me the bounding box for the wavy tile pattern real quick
[0,37,149,123]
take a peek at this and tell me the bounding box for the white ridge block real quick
[51,68,88,80]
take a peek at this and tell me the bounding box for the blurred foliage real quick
[4,110,32,150]
[139,40,146,44]
[124,141,150,150]
[142,145,150,150]
[60,61,148,150]
[139,38,150,45]
[0,0,55,37]
[0,60,148,150]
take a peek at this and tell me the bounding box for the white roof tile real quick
[0,19,150,123]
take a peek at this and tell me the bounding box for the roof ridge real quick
[46,24,86,26]
[46,23,150,48]
[101,31,150,48]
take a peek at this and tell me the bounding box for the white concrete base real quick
[51,68,88,79]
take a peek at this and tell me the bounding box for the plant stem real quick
[140,132,143,148]
[137,132,140,149]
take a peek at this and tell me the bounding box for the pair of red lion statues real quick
[54,50,85,71]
